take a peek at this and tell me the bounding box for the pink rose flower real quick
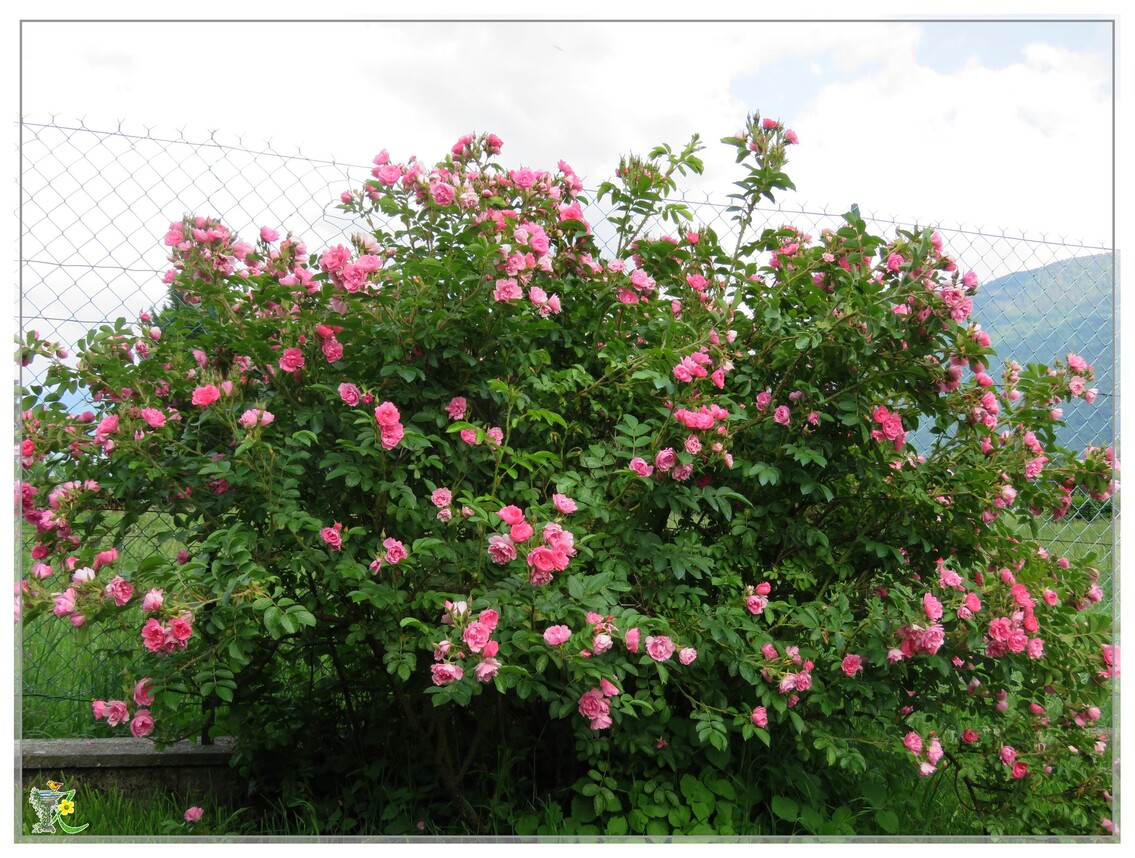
[543,625,573,646]
[629,457,654,477]
[52,587,77,617]
[552,493,577,514]
[429,182,456,207]
[1000,745,1017,765]
[478,609,499,632]
[487,534,517,565]
[431,487,452,508]
[320,525,343,551]
[141,588,164,613]
[923,592,943,622]
[903,732,923,756]
[475,658,500,682]
[526,546,557,581]
[751,706,768,728]
[130,708,155,738]
[497,505,526,526]
[431,663,464,686]
[446,396,467,420]
[577,688,610,723]
[191,385,221,407]
[184,807,204,823]
[654,448,677,472]
[374,401,401,427]
[91,549,118,569]
[374,164,401,186]
[493,278,523,302]
[840,654,863,676]
[106,700,129,727]
[92,700,107,720]
[278,348,305,373]
[509,521,534,543]
[141,407,167,428]
[338,383,362,406]
[134,677,155,707]
[105,576,133,607]
[645,635,675,662]
[773,405,791,425]
[380,423,404,450]
[141,618,167,653]
[678,647,698,665]
[625,628,641,653]
[746,594,768,615]
[383,538,407,565]
[170,614,193,643]
[462,621,492,654]
[238,409,274,428]
[600,678,620,697]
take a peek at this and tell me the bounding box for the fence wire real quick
[16,116,1117,718]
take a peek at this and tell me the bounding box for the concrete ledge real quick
[22,737,236,768]
[21,737,243,801]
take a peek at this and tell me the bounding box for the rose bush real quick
[18,114,1117,835]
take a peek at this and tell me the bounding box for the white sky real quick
[14,11,1117,244]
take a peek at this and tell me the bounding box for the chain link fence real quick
[17,116,1116,731]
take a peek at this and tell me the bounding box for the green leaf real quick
[606,815,628,836]
[875,809,899,834]
[771,795,799,822]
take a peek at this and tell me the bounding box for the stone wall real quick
[20,737,243,801]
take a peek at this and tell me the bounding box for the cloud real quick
[20,20,1111,244]
[781,30,1111,242]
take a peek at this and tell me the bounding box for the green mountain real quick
[972,252,1115,451]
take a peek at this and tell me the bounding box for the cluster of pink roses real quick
[431,601,501,685]
[319,242,386,294]
[870,404,907,452]
[891,623,946,660]
[577,678,620,730]
[368,537,408,573]
[629,447,703,483]
[903,730,945,777]
[744,582,772,615]
[237,408,274,429]
[39,550,133,628]
[93,677,155,738]
[985,613,1045,660]
[760,641,813,705]
[643,634,697,666]
[373,400,405,450]
[141,612,194,654]
[998,745,1029,779]
[430,486,473,523]
[446,396,504,448]
[486,499,577,586]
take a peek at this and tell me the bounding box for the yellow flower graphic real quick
[57,799,75,816]
[47,781,62,790]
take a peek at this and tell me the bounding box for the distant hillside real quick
[972,252,1115,450]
